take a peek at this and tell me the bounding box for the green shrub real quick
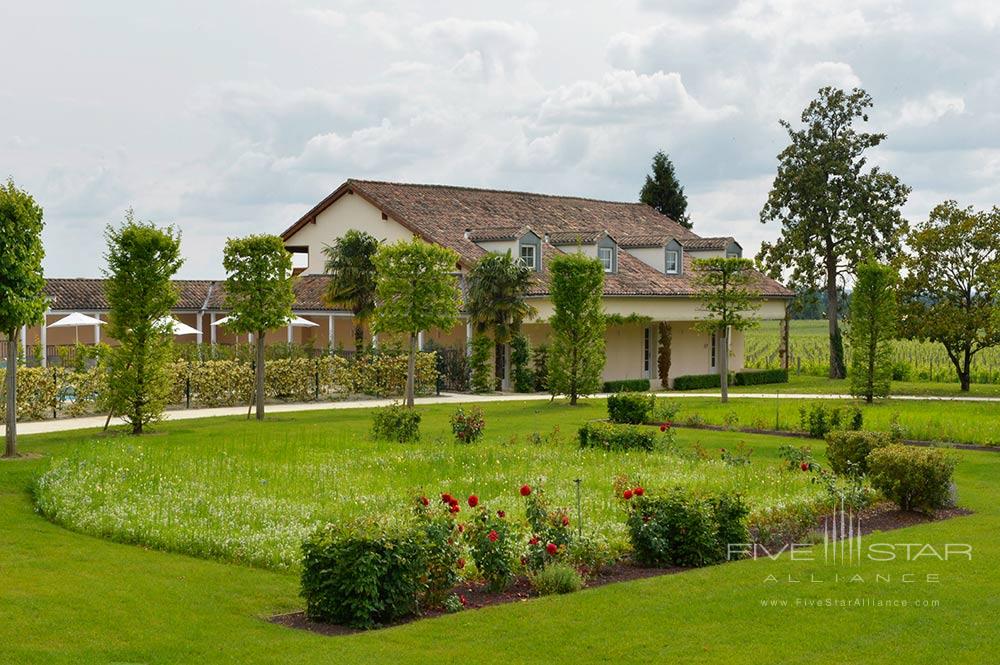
[532,344,549,392]
[777,444,814,471]
[300,519,426,629]
[733,368,789,386]
[371,404,421,442]
[825,430,895,476]
[578,422,657,451]
[799,403,863,438]
[529,563,583,595]
[511,334,534,392]
[603,378,650,393]
[672,373,723,390]
[413,498,463,608]
[469,334,493,393]
[464,504,517,592]
[625,489,746,567]
[868,445,957,513]
[450,406,485,444]
[606,392,655,424]
[522,486,573,572]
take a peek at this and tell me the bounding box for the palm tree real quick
[322,230,380,353]
[466,251,537,388]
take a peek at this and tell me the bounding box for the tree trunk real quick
[826,253,846,379]
[255,330,266,420]
[570,344,578,405]
[4,330,17,458]
[719,328,729,404]
[961,348,972,392]
[405,332,416,407]
[779,308,790,371]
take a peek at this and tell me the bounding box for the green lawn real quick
[691,372,1000,398]
[659,394,1000,446]
[3,400,1000,663]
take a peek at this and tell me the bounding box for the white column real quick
[210,312,217,346]
[20,324,27,360]
[93,313,101,344]
[40,311,48,367]
[372,333,378,350]
[327,315,334,351]
[287,322,293,344]
[465,321,473,357]
[417,330,425,351]
[196,312,203,346]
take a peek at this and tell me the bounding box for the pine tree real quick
[640,150,691,229]
[849,259,898,402]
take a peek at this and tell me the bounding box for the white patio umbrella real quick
[47,312,105,344]
[155,316,200,336]
[210,315,318,328]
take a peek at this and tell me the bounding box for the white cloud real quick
[896,92,966,128]
[297,8,347,28]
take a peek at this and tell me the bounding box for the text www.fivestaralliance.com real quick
[760,597,941,608]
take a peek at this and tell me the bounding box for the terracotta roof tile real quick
[682,236,737,250]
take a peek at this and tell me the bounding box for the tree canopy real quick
[849,258,898,402]
[547,252,606,405]
[899,201,1000,392]
[758,87,910,379]
[323,229,380,352]
[0,179,47,457]
[640,150,691,229]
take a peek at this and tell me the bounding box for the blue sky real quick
[2,0,998,278]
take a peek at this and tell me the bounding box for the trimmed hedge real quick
[607,392,655,425]
[371,404,421,443]
[825,430,895,476]
[672,373,722,390]
[579,422,656,451]
[868,445,957,513]
[603,379,650,393]
[733,368,789,386]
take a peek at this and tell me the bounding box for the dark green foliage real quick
[673,373,722,390]
[603,379,650,393]
[732,369,789,386]
[578,422,656,451]
[868,445,957,513]
[548,253,606,404]
[825,430,896,476]
[465,251,537,348]
[449,406,485,444]
[625,490,748,567]
[850,259,898,402]
[464,506,517,592]
[322,229,380,352]
[798,403,863,438]
[469,333,493,393]
[607,392,655,424]
[371,404,421,442]
[639,150,691,229]
[300,520,426,629]
[532,344,549,392]
[511,334,534,392]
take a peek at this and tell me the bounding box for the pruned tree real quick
[547,253,606,405]
[759,86,910,379]
[0,179,47,457]
[223,235,295,420]
[103,212,183,434]
[899,201,1000,392]
[692,257,762,403]
[465,251,537,390]
[322,230,380,353]
[371,239,462,407]
[640,150,691,229]
[849,259,898,402]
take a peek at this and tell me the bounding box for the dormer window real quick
[598,246,614,273]
[666,249,680,274]
[519,243,537,270]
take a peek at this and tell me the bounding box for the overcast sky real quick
[3,1,998,278]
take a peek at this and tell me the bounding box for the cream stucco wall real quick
[528,296,787,323]
[625,246,664,272]
[286,192,415,275]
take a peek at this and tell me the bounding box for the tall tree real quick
[547,252,606,405]
[223,235,295,420]
[759,87,910,379]
[692,257,762,403]
[0,180,47,457]
[899,201,1000,392]
[465,251,537,390]
[372,239,462,407]
[322,230,380,353]
[640,150,691,229]
[103,212,183,434]
[849,259,898,402]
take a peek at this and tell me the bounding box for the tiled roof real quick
[282,179,792,298]
[465,226,529,242]
[682,236,738,250]
[617,234,672,248]
[44,275,338,312]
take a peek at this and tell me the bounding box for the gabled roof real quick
[617,233,673,248]
[282,179,791,298]
[465,226,535,242]
[682,236,740,250]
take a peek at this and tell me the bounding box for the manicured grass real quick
[33,401,821,570]
[658,395,1000,447]
[4,401,999,663]
[690,372,1000,398]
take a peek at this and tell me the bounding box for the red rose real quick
[457,523,465,533]
[529,535,539,545]
[459,594,467,606]
[449,498,459,507]
[450,504,460,514]
[497,510,505,518]
[520,484,532,496]
[660,423,667,432]
[521,556,528,566]
[634,487,645,496]
[561,515,570,527]
[441,493,453,504]
[546,542,558,555]
[801,462,810,472]
[468,495,479,508]
[457,558,465,569]
[623,489,633,500]
[420,496,429,506]
[488,529,498,542]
